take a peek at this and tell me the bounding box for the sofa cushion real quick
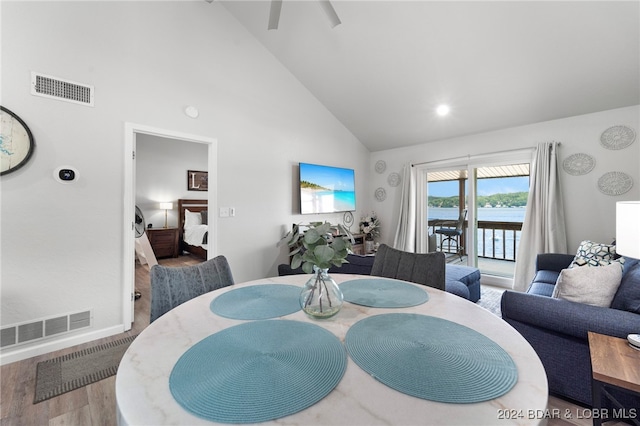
[528,281,556,297]
[445,280,470,300]
[535,253,575,273]
[552,263,623,307]
[611,258,640,314]
[445,264,481,302]
[446,264,481,285]
[532,270,560,285]
[570,240,623,268]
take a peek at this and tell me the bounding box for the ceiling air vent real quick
[31,72,94,107]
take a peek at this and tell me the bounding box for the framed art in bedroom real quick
[187,170,208,191]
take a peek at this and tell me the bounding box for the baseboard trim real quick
[0,325,126,366]
[480,274,513,289]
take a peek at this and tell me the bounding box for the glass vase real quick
[364,238,375,254]
[300,266,344,319]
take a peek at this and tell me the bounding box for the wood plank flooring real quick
[0,255,201,426]
[0,255,609,426]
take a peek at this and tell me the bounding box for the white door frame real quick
[122,123,218,329]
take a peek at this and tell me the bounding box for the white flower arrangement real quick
[359,213,380,240]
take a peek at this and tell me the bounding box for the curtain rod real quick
[409,144,555,168]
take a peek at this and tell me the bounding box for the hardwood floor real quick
[0,257,610,426]
[0,255,201,426]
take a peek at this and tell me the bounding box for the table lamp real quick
[616,201,640,349]
[160,202,173,228]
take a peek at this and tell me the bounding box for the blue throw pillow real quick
[610,258,640,314]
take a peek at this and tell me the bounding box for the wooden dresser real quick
[146,228,180,258]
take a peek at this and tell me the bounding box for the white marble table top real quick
[116,274,548,425]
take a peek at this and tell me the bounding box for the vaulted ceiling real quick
[221,1,639,152]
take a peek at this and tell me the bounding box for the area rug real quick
[476,286,505,317]
[34,334,137,403]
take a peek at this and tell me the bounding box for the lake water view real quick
[429,207,526,222]
[429,207,526,260]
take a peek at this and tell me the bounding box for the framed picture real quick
[1,106,35,176]
[187,170,208,191]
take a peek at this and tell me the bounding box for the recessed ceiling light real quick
[436,104,450,117]
[184,106,199,119]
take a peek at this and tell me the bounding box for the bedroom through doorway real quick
[123,123,218,330]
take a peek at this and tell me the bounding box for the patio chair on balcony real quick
[434,209,467,259]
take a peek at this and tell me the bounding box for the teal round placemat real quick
[210,284,301,320]
[345,313,517,403]
[340,278,429,308]
[170,320,347,423]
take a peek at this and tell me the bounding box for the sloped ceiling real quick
[221,1,640,152]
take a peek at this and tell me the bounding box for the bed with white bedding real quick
[178,199,208,260]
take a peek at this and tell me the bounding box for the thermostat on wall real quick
[54,166,79,184]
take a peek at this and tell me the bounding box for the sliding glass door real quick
[472,165,529,279]
[417,150,533,286]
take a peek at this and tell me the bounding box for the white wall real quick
[136,134,208,229]
[0,1,370,363]
[370,105,640,254]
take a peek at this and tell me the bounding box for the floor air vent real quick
[0,309,92,348]
[31,72,94,106]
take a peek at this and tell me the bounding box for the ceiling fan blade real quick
[268,0,283,30]
[317,0,341,28]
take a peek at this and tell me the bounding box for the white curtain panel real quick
[393,163,417,252]
[513,141,568,291]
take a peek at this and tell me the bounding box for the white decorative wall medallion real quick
[600,125,635,150]
[562,153,595,176]
[387,172,401,187]
[374,187,386,201]
[375,160,386,174]
[597,171,633,196]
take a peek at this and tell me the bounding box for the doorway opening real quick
[122,123,218,330]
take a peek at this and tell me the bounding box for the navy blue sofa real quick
[501,254,640,408]
[277,253,482,302]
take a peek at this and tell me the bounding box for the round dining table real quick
[115,274,548,425]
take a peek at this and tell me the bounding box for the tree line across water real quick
[428,192,528,208]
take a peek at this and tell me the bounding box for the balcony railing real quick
[429,220,523,262]
[477,220,523,261]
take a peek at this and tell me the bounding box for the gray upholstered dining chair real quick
[370,244,446,291]
[150,255,235,323]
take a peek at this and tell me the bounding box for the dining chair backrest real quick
[435,209,467,233]
[150,255,234,323]
[454,209,468,232]
[370,244,446,291]
[456,209,467,232]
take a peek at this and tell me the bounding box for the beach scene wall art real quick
[299,163,356,214]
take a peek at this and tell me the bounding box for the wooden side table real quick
[146,227,180,258]
[588,331,640,426]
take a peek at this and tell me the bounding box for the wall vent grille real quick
[0,309,92,348]
[31,72,94,106]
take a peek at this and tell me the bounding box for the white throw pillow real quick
[184,209,202,228]
[552,262,623,307]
